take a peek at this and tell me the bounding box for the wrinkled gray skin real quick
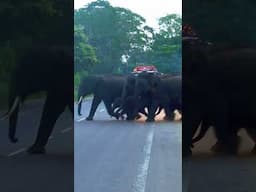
[77,75,126,120]
[183,37,256,156]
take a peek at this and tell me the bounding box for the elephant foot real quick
[27,145,46,154]
[86,117,93,121]
[126,117,134,121]
[211,141,238,155]
[112,113,120,120]
[163,115,173,121]
[146,118,155,122]
[135,114,142,120]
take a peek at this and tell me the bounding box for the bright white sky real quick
[74,0,181,30]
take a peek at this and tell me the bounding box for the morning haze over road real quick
[75,99,182,192]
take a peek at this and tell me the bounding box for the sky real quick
[74,0,182,30]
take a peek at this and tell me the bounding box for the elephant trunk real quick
[4,96,21,143]
[77,96,83,116]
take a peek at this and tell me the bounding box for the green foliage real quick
[75,0,154,74]
[128,14,182,74]
[74,25,98,73]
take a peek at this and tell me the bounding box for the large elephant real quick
[149,74,182,121]
[1,46,73,154]
[77,74,126,120]
[116,72,181,122]
[111,73,153,121]
[183,34,256,155]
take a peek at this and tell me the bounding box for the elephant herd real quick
[2,39,256,157]
[183,35,256,156]
[77,72,182,122]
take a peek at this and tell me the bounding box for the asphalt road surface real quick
[183,127,256,192]
[75,99,182,192]
[0,98,73,192]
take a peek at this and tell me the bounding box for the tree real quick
[74,25,97,73]
[148,14,181,74]
[75,0,153,74]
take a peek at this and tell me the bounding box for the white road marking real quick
[132,126,155,192]
[61,127,73,133]
[8,148,26,157]
[99,109,105,112]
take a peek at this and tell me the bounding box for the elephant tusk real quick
[78,96,83,104]
[0,96,20,120]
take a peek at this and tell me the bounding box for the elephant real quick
[125,72,160,122]
[182,34,256,156]
[149,74,182,121]
[0,46,73,154]
[77,74,126,120]
[119,72,181,122]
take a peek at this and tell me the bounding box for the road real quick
[183,127,256,192]
[75,99,182,192]
[0,98,73,192]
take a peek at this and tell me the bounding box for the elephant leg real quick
[146,103,158,122]
[164,106,174,121]
[27,93,66,154]
[245,127,256,154]
[211,122,239,155]
[183,116,201,157]
[104,100,115,117]
[87,97,101,120]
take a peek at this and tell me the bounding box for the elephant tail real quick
[192,120,210,144]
